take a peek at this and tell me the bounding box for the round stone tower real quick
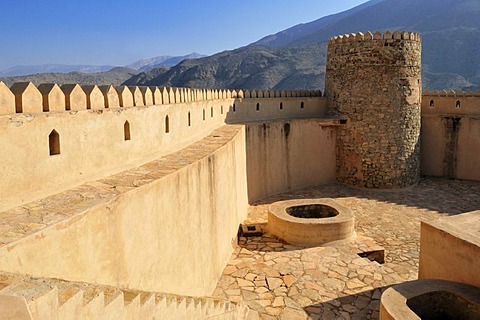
[325,31,422,189]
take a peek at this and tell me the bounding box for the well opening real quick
[407,291,480,320]
[267,199,355,246]
[286,204,338,219]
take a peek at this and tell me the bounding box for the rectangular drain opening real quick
[239,224,263,237]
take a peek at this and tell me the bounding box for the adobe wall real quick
[245,119,337,203]
[325,31,422,188]
[0,98,229,212]
[420,91,480,181]
[0,81,324,212]
[419,211,480,288]
[0,125,249,296]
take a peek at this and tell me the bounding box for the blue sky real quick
[0,0,368,70]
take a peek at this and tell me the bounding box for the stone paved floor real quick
[212,177,480,319]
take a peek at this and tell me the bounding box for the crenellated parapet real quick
[424,89,480,97]
[422,90,480,115]
[329,30,421,45]
[0,80,320,116]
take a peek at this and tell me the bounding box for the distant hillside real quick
[127,53,207,71]
[0,64,114,77]
[0,67,139,87]
[122,45,326,90]
[127,0,480,91]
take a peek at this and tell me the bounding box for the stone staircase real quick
[0,274,250,319]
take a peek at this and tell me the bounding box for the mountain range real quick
[126,0,480,91]
[0,53,205,85]
[1,0,479,91]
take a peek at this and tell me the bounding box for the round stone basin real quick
[380,279,480,320]
[267,199,355,246]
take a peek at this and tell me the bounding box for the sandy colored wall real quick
[0,126,248,297]
[0,81,324,213]
[245,119,337,203]
[226,97,327,124]
[419,211,480,288]
[421,94,480,181]
[0,99,231,212]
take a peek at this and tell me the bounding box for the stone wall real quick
[325,31,422,188]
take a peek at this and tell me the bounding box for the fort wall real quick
[0,125,249,296]
[0,81,325,212]
[245,119,337,203]
[421,91,480,181]
[325,31,422,188]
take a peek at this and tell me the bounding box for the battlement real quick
[329,30,421,45]
[0,81,321,117]
[424,89,480,97]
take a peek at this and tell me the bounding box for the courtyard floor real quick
[212,177,480,319]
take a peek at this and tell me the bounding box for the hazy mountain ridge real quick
[0,67,139,87]
[127,53,206,71]
[0,64,115,77]
[128,0,480,91]
[0,53,206,87]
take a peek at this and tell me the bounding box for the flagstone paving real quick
[212,177,480,319]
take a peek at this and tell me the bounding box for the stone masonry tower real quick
[325,31,422,188]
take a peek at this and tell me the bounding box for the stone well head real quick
[267,198,355,246]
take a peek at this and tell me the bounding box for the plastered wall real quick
[421,92,480,181]
[0,126,248,296]
[0,81,324,212]
[245,119,337,203]
[419,211,480,288]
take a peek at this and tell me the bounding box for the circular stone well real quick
[267,199,355,246]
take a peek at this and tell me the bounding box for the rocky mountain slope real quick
[0,67,139,87]
[127,53,206,71]
[128,0,480,91]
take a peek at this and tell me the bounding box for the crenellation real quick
[128,86,144,106]
[37,83,66,112]
[115,86,134,107]
[393,30,402,40]
[440,90,448,96]
[383,30,392,40]
[99,85,120,108]
[151,86,162,105]
[160,87,169,104]
[61,84,87,111]
[138,86,153,106]
[10,82,43,113]
[0,81,15,115]
[82,85,105,110]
